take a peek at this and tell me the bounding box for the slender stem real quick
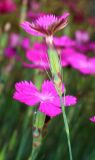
[28,111,45,160]
[60,94,73,160]
[28,70,46,160]
[29,130,41,160]
[19,0,28,23]
[46,40,73,160]
[29,147,39,160]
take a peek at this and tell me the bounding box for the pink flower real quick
[0,0,16,13]
[20,12,69,37]
[61,48,95,74]
[21,38,30,50]
[75,30,90,44]
[4,47,16,58]
[61,48,86,64]
[75,30,95,53]
[26,42,50,69]
[54,35,75,48]
[74,57,95,74]
[74,30,90,53]
[90,116,95,123]
[29,1,41,11]
[13,80,77,117]
[9,33,20,47]
[9,34,31,50]
[25,42,68,69]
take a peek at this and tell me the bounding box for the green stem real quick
[28,69,46,160]
[60,95,73,160]
[47,40,73,160]
[20,0,28,23]
[29,147,38,160]
[29,112,45,160]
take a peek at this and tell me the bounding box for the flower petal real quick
[26,46,48,63]
[54,35,75,47]
[20,21,44,37]
[13,81,40,106]
[53,12,70,32]
[42,80,65,96]
[39,102,61,117]
[36,14,58,29]
[26,44,50,69]
[62,95,77,106]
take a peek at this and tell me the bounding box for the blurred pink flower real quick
[27,1,43,20]
[13,80,77,117]
[61,48,95,74]
[54,35,75,48]
[20,12,69,37]
[26,42,68,69]
[4,47,16,58]
[9,33,31,50]
[9,33,20,48]
[26,42,49,69]
[73,56,95,74]
[74,30,95,53]
[75,30,90,44]
[30,1,41,11]
[0,0,16,13]
[31,42,47,51]
[90,116,95,123]
[21,38,30,50]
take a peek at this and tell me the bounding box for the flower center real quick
[38,93,54,102]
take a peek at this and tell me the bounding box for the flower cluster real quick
[12,12,95,122]
[9,13,95,76]
[23,39,95,75]
[12,12,78,118]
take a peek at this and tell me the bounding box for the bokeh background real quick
[0,0,95,160]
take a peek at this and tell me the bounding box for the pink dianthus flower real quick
[20,12,69,37]
[13,80,77,117]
